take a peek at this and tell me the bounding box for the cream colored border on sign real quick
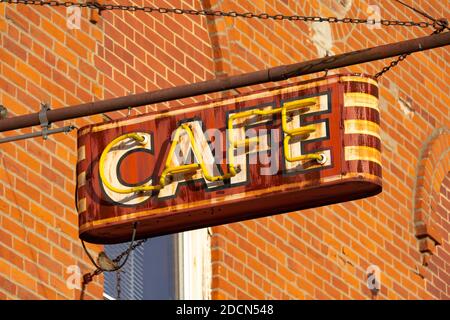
[79,172,381,232]
[344,146,381,165]
[79,75,380,230]
[79,76,377,136]
[344,119,381,139]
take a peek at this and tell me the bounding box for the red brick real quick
[40,166,65,188]
[65,36,87,59]
[3,64,26,87]
[3,36,27,61]
[15,177,40,203]
[0,245,24,269]
[38,253,62,275]
[17,286,39,300]
[0,229,12,247]
[1,0,448,301]
[0,274,17,294]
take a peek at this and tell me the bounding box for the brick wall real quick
[0,0,217,299]
[0,2,105,299]
[206,0,449,300]
[425,172,450,298]
[0,0,448,300]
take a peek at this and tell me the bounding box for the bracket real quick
[0,103,75,144]
[0,105,7,119]
[88,1,105,24]
[38,103,51,140]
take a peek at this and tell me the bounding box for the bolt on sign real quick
[77,74,382,244]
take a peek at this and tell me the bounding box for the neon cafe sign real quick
[76,74,382,244]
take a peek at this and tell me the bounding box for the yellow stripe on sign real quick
[77,198,87,213]
[77,146,86,162]
[345,146,381,165]
[78,172,86,187]
[340,76,379,87]
[344,92,379,111]
[344,120,381,139]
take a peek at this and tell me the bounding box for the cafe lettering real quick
[77,74,382,244]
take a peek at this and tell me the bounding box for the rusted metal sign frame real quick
[77,74,381,244]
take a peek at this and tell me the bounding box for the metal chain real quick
[112,239,147,300]
[373,0,449,79]
[373,52,410,79]
[394,0,450,32]
[374,22,448,79]
[81,238,148,297]
[116,271,121,300]
[0,0,435,28]
[113,238,148,300]
[112,238,147,264]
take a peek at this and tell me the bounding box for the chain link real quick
[374,24,447,79]
[372,0,448,79]
[0,0,436,28]
[81,238,148,298]
[112,239,147,300]
[113,238,147,264]
[373,53,410,79]
[116,271,121,300]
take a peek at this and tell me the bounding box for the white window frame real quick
[177,228,212,300]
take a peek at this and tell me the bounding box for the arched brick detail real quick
[425,172,450,298]
[201,0,233,79]
[413,128,450,280]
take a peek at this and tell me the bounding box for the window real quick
[103,228,211,300]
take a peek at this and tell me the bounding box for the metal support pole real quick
[0,126,75,144]
[0,31,449,133]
